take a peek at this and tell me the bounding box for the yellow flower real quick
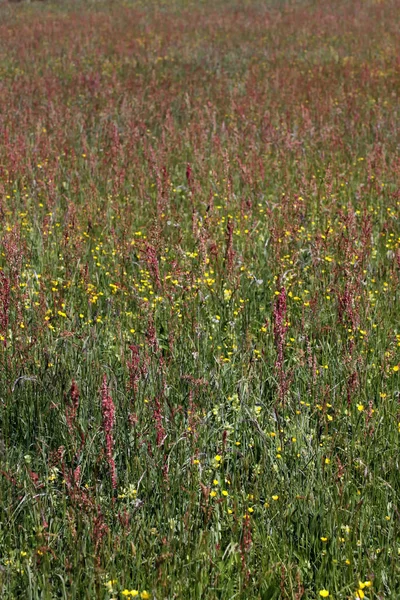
[222,490,228,497]
[319,591,329,598]
[140,592,150,600]
[358,582,366,589]
[272,495,279,501]
[214,455,222,462]
[393,365,399,372]
[210,491,217,498]
[363,581,372,588]
[130,592,139,597]
[357,404,364,411]
[356,590,365,599]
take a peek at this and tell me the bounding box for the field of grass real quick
[1,0,400,598]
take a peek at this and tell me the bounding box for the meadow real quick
[1,0,400,598]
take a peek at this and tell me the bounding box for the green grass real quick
[0,0,400,598]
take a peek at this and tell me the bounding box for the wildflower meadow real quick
[1,0,400,598]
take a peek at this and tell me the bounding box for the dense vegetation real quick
[1,0,400,598]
